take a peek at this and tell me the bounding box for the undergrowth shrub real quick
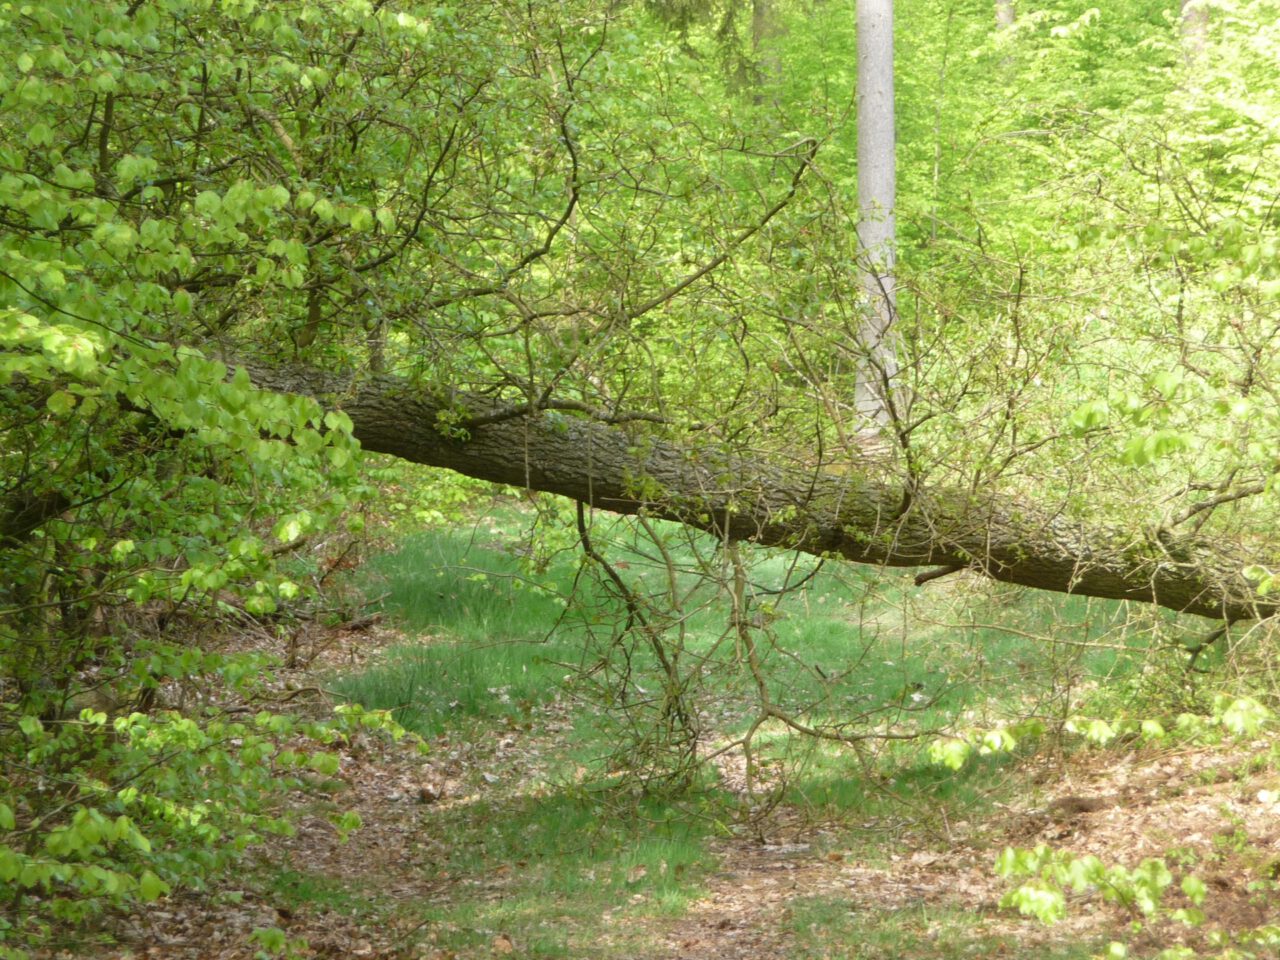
[0,686,403,958]
[0,362,414,956]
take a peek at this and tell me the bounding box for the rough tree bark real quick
[245,363,1277,623]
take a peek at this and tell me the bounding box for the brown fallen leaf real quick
[492,933,515,954]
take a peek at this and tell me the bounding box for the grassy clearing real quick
[328,520,583,736]
[264,869,381,918]
[314,502,1246,959]
[335,504,1149,744]
[396,788,718,957]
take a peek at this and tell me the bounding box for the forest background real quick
[3,0,1280,957]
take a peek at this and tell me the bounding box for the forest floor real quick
[69,619,1280,960]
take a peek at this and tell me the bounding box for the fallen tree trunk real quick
[250,364,1277,622]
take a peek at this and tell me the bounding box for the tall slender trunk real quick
[930,3,957,243]
[751,0,781,101]
[855,0,899,426]
[995,0,1015,29]
[1180,0,1207,65]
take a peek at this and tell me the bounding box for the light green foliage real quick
[365,457,497,528]
[3,0,1280,952]
[930,693,1275,771]
[0,0,412,947]
[996,840,1280,959]
[624,0,1280,580]
[250,925,309,960]
[928,718,1047,771]
[0,697,409,953]
[996,844,1197,926]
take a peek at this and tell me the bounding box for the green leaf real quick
[273,512,311,542]
[194,191,222,216]
[1150,370,1182,397]
[284,238,309,265]
[1123,434,1149,467]
[0,845,20,882]
[312,197,335,222]
[332,810,362,839]
[323,410,353,433]
[928,738,971,770]
[138,870,170,901]
[27,122,53,147]
[18,715,43,737]
[979,727,1017,754]
[1216,695,1271,736]
[307,752,340,775]
[46,390,77,415]
[1068,399,1108,434]
[250,927,287,953]
[1181,874,1207,906]
[0,804,15,831]
[1083,719,1116,745]
[348,207,374,232]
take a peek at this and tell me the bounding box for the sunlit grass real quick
[319,502,1230,959]
[787,899,1102,960]
[386,788,717,958]
[337,502,1157,759]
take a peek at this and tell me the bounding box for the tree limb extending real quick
[247,363,1278,622]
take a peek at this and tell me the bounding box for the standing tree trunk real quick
[747,0,783,103]
[1180,0,1207,65]
[751,0,781,99]
[995,0,1015,29]
[855,0,899,427]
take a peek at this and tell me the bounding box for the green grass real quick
[327,633,572,736]
[320,503,1218,957]
[773,740,1024,825]
[332,503,1179,829]
[263,869,382,917]
[383,787,717,958]
[361,523,575,643]
[295,502,1279,960]
[339,506,1153,745]
[253,779,721,959]
[787,898,1102,959]
[329,516,590,735]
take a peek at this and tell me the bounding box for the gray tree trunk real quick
[855,0,900,427]
[1181,0,1207,64]
[242,362,1278,623]
[996,0,1015,29]
[751,0,782,99]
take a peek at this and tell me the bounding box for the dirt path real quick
[92,728,1280,960]
[75,624,1280,960]
[652,841,844,960]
